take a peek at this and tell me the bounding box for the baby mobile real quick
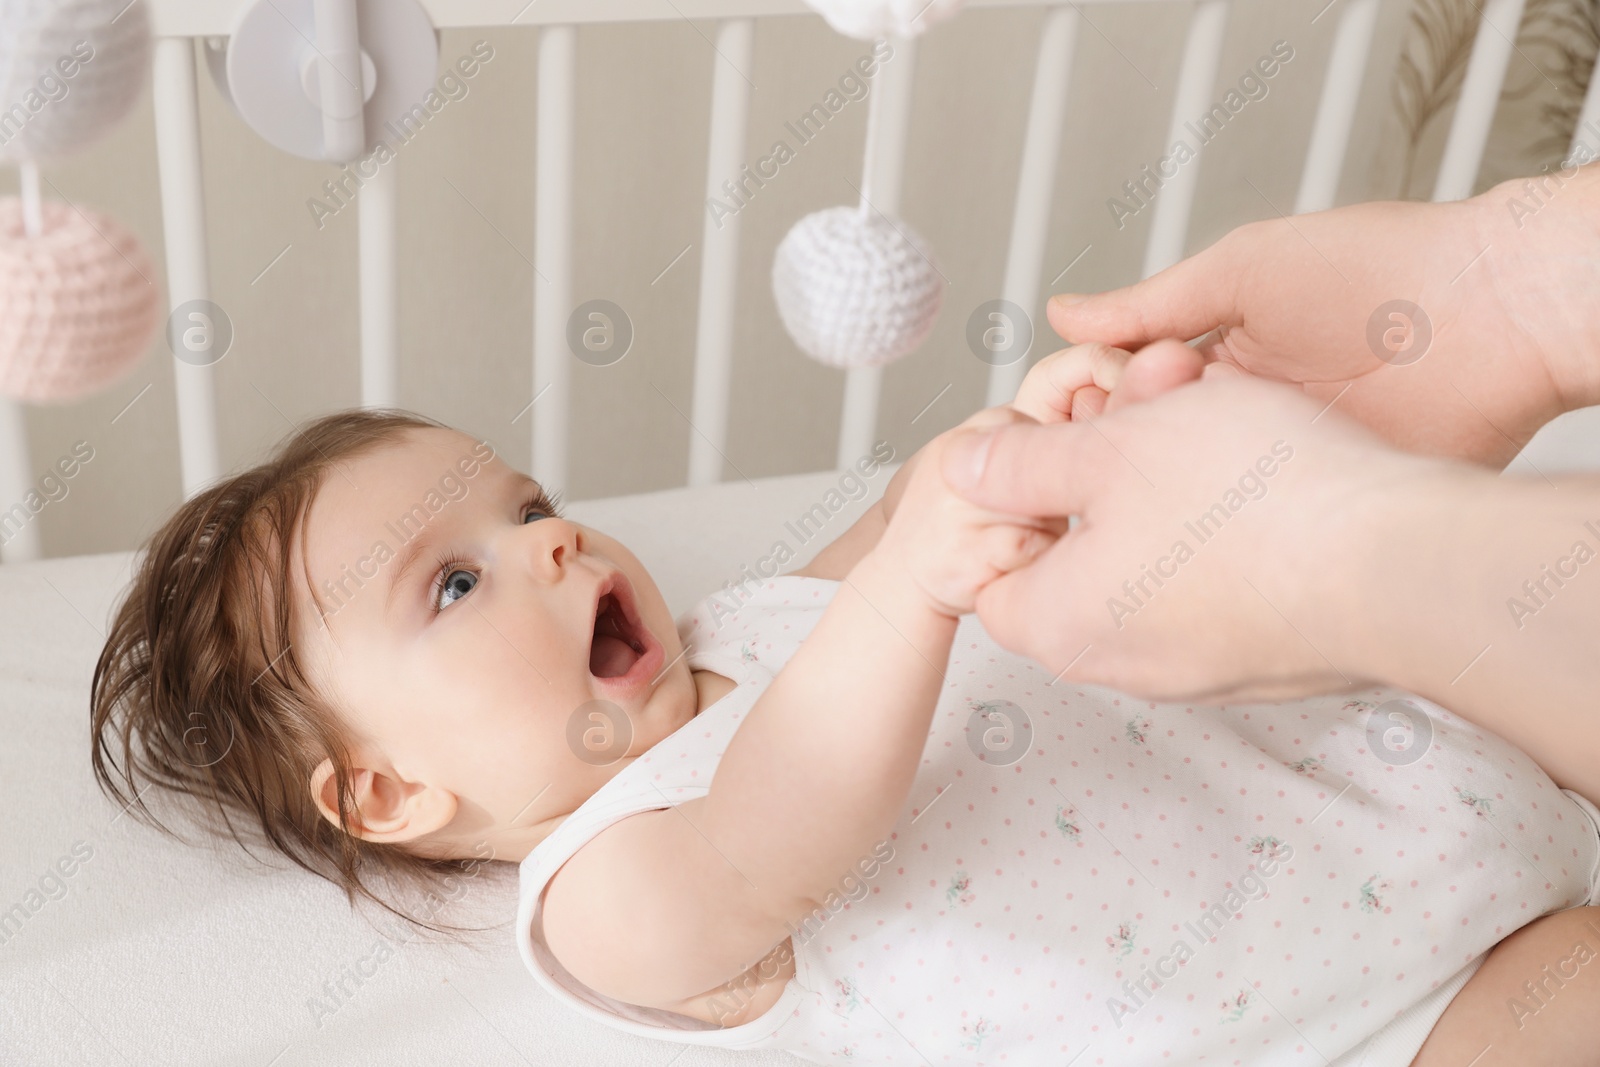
[771,0,967,369]
[0,0,160,563]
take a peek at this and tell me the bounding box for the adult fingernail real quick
[1049,293,1088,310]
[943,429,996,492]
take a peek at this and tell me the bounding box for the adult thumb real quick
[1103,340,1205,413]
[941,421,1105,517]
[1048,235,1243,348]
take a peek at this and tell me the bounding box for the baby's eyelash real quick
[426,549,473,615]
[425,487,565,614]
[531,486,564,518]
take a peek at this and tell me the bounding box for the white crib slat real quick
[0,397,40,564]
[835,367,883,470]
[1140,0,1228,279]
[985,5,1080,408]
[0,165,41,562]
[359,161,399,407]
[1432,0,1526,202]
[18,160,41,236]
[1568,46,1600,160]
[534,25,575,490]
[1293,0,1378,214]
[688,19,755,487]
[835,33,917,470]
[152,36,221,498]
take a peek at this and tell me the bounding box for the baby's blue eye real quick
[437,568,477,609]
[431,497,561,612]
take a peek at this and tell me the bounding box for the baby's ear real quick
[309,758,457,844]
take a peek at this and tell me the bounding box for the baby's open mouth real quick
[589,588,648,679]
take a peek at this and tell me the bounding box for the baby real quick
[90,347,1600,1066]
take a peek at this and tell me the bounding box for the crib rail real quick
[0,0,1567,561]
[145,0,1171,36]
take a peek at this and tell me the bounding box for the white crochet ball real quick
[804,0,968,39]
[0,0,152,163]
[773,206,945,369]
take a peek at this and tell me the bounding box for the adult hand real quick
[940,340,1457,704]
[943,340,1600,798]
[1048,168,1600,467]
[880,342,1193,522]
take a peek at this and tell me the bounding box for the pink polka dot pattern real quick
[518,576,1600,1065]
[0,198,159,403]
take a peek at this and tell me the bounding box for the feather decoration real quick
[1391,0,1482,198]
[1391,0,1600,194]
[1516,0,1600,161]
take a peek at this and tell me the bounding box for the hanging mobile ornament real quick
[771,0,967,369]
[801,0,968,41]
[0,0,160,405]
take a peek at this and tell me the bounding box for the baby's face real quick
[290,428,697,858]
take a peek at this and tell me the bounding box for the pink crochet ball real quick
[0,196,160,403]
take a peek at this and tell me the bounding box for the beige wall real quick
[3,1,1575,559]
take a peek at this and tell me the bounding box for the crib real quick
[2,0,1594,567]
[4,0,1598,1063]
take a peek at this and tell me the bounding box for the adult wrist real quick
[1316,458,1500,695]
[1474,165,1600,415]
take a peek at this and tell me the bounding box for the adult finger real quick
[979,522,1060,578]
[972,559,1091,682]
[1102,340,1205,413]
[1191,328,1238,365]
[940,421,1110,517]
[1202,360,1248,381]
[959,403,1041,432]
[1047,229,1249,348]
[1069,385,1108,420]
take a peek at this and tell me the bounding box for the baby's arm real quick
[541,408,1057,1016]
[1413,904,1600,1065]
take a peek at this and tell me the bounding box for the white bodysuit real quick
[518,576,1600,1065]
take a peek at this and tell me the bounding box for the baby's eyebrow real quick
[381,467,539,619]
[384,533,434,619]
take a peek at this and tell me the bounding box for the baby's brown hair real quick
[90,407,494,933]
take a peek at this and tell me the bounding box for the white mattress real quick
[1,469,884,1066]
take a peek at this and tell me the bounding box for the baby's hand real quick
[873,406,1064,619]
[1011,342,1135,424]
[870,344,1133,617]
[881,343,1136,525]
